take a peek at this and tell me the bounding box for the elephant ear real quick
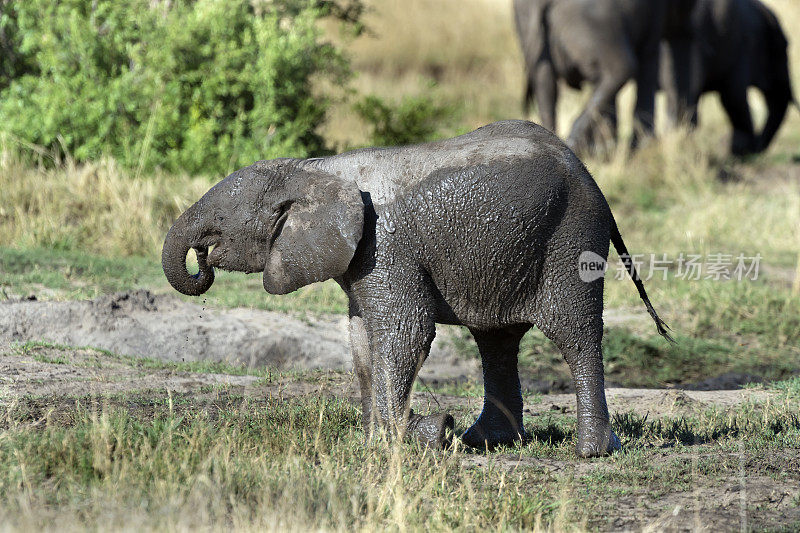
[263,169,364,295]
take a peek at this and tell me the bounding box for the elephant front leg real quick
[631,42,660,150]
[567,52,633,154]
[662,38,697,128]
[349,316,375,434]
[366,306,453,448]
[719,76,757,156]
[462,326,529,449]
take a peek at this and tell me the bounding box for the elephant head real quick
[161,159,364,296]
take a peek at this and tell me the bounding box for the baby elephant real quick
[162,120,671,457]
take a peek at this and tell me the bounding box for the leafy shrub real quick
[0,0,353,175]
[353,94,454,147]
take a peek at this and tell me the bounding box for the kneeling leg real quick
[366,306,453,448]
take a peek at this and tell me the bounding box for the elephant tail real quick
[609,218,674,342]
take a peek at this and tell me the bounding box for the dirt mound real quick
[0,290,478,380]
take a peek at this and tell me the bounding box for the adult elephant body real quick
[662,0,793,154]
[162,121,671,457]
[514,0,693,152]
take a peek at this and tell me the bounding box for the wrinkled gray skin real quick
[661,0,794,155]
[162,121,671,457]
[514,0,695,153]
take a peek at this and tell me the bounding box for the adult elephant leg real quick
[661,41,681,127]
[662,38,696,127]
[719,77,756,156]
[590,100,618,156]
[365,295,453,448]
[567,61,632,154]
[461,326,530,449]
[758,86,791,152]
[534,61,558,133]
[686,41,704,128]
[631,42,660,150]
[349,315,374,436]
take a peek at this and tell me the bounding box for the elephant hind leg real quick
[461,325,530,450]
[588,100,618,157]
[349,316,374,435]
[567,47,634,154]
[757,86,791,152]
[719,80,757,156]
[534,61,558,133]
[537,311,621,458]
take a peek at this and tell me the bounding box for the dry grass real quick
[322,0,800,153]
[0,375,798,531]
[0,3,800,529]
[0,135,214,258]
[319,0,524,148]
[0,393,575,532]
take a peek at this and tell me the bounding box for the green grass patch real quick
[749,376,800,399]
[0,394,560,530]
[0,388,797,530]
[0,246,348,314]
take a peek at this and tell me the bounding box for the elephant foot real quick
[461,418,526,450]
[407,412,454,449]
[576,421,621,458]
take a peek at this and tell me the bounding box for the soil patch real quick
[0,290,478,382]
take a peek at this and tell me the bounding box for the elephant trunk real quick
[161,206,215,296]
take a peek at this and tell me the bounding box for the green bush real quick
[353,94,455,147]
[0,0,352,175]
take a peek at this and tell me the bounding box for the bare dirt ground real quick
[0,290,667,389]
[1,292,799,531]
[0,340,775,412]
[0,289,478,382]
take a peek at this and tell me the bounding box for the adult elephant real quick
[162,120,672,457]
[661,0,794,155]
[513,0,694,153]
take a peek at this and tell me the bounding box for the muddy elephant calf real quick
[162,120,671,457]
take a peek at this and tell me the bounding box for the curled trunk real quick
[161,210,214,296]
